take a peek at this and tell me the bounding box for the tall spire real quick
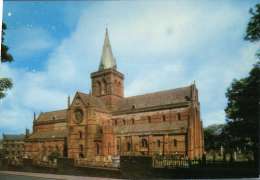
[99,28,117,70]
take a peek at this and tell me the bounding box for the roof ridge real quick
[3,134,25,136]
[77,91,89,96]
[78,91,104,101]
[125,85,192,99]
[40,108,67,114]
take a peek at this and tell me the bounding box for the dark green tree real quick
[48,151,61,162]
[223,2,260,162]
[245,3,260,58]
[225,61,260,161]
[1,22,13,98]
[204,124,225,161]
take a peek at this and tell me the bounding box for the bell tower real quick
[91,28,124,110]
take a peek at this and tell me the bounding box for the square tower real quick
[91,29,124,110]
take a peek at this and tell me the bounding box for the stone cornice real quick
[91,68,124,79]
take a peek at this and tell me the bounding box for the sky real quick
[0,1,259,135]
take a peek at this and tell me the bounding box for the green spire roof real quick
[99,28,117,70]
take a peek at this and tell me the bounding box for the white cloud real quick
[203,110,226,126]
[8,27,56,59]
[0,1,258,134]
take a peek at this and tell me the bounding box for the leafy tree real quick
[245,3,260,58]
[223,2,260,163]
[204,124,225,161]
[48,151,61,162]
[0,22,13,98]
[225,61,260,161]
[1,23,13,63]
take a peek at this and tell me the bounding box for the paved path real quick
[0,171,121,180]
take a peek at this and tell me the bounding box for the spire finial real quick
[33,112,36,121]
[105,24,108,33]
[99,28,117,71]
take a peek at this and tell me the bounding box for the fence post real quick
[202,154,206,167]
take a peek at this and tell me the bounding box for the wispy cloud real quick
[0,1,258,135]
[7,27,56,59]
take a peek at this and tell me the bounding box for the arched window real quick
[96,143,100,155]
[108,143,111,154]
[102,79,107,95]
[173,139,177,147]
[177,113,181,120]
[79,145,84,158]
[97,81,102,96]
[127,142,131,152]
[79,131,83,139]
[132,119,135,125]
[114,119,117,126]
[157,140,161,147]
[123,119,126,125]
[148,116,151,123]
[141,139,148,148]
[162,115,166,122]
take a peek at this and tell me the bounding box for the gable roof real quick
[37,109,67,122]
[114,121,188,135]
[115,85,192,112]
[76,92,108,111]
[27,129,68,140]
[3,134,25,141]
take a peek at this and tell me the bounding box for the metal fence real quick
[153,155,201,168]
[32,160,57,168]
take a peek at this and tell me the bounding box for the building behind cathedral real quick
[24,29,204,166]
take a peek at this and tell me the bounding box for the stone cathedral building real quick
[24,29,204,166]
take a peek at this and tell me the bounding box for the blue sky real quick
[0,1,259,135]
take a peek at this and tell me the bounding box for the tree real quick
[48,151,61,163]
[204,124,225,161]
[245,3,260,58]
[225,61,260,161]
[223,2,260,163]
[1,23,13,63]
[0,22,13,98]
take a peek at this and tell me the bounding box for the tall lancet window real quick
[97,81,102,96]
[102,79,107,95]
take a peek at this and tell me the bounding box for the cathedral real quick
[24,29,204,166]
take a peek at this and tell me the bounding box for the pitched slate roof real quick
[37,109,67,122]
[77,92,107,111]
[3,134,25,140]
[116,85,192,112]
[114,121,187,135]
[27,130,68,140]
